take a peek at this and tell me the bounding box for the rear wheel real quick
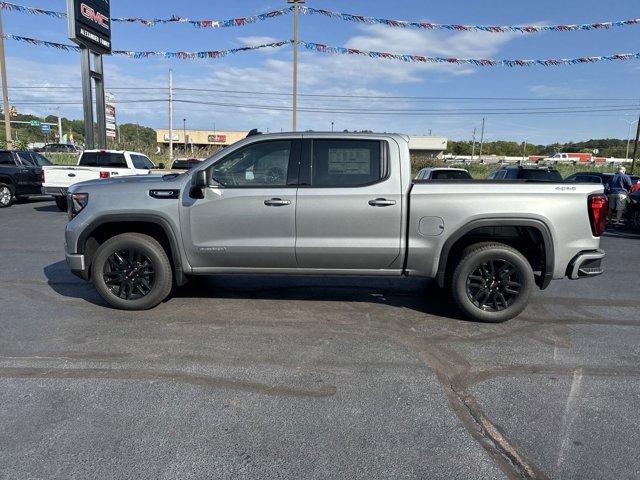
[450,242,534,323]
[54,196,68,211]
[0,184,13,208]
[91,233,173,310]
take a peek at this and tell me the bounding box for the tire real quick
[91,233,173,310]
[54,196,68,211]
[450,242,534,323]
[628,209,640,232]
[0,183,13,208]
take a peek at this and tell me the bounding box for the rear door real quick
[295,138,403,270]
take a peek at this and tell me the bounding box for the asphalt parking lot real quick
[1,198,640,480]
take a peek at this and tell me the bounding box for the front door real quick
[182,139,300,270]
[295,138,403,270]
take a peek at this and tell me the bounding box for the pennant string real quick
[0,1,638,33]
[3,34,640,68]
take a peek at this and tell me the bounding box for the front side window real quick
[311,140,382,187]
[80,152,127,168]
[0,152,15,165]
[31,153,52,166]
[211,141,291,187]
[131,154,154,170]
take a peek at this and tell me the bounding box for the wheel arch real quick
[436,217,554,290]
[76,214,186,286]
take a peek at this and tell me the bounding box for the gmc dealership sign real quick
[67,0,111,54]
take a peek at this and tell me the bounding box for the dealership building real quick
[156,129,448,160]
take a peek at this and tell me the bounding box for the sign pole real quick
[169,69,173,162]
[0,10,12,149]
[80,47,94,149]
[93,53,106,149]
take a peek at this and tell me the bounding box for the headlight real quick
[68,192,89,220]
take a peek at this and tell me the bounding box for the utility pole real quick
[522,138,528,161]
[624,119,638,160]
[0,10,12,149]
[57,108,63,142]
[631,114,640,174]
[183,118,187,155]
[168,69,173,162]
[288,0,304,131]
[478,117,486,161]
[471,127,477,160]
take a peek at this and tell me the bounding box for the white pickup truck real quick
[42,150,160,210]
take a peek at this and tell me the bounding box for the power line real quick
[5,84,639,102]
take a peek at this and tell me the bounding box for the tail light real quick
[39,169,45,183]
[99,171,110,179]
[588,194,608,236]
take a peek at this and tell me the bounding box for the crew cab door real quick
[295,138,403,270]
[182,139,300,270]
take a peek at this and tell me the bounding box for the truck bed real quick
[406,180,603,281]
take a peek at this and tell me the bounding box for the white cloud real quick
[3,24,524,138]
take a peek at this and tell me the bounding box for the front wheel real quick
[91,233,173,310]
[54,196,68,211]
[450,242,534,323]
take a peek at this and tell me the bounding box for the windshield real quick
[431,170,472,180]
[519,169,563,181]
[80,152,127,168]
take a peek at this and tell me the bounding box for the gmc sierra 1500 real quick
[63,132,607,322]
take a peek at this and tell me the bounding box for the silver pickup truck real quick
[64,132,607,322]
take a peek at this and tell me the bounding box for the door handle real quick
[264,198,291,206]
[368,198,396,207]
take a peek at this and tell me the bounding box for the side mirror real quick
[193,169,208,188]
[190,169,208,199]
[158,162,165,170]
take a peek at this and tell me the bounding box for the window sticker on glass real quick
[327,148,371,175]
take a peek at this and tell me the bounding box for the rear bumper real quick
[43,186,68,197]
[567,249,605,279]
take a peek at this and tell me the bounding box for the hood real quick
[69,173,181,192]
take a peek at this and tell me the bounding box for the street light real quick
[331,121,334,132]
[623,119,639,160]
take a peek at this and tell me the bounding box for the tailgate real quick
[42,166,100,188]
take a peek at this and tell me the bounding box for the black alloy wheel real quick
[103,249,155,300]
[465,259,522,312]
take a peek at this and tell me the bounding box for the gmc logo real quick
[80,3,109,30]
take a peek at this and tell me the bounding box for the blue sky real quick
[2,0,639,144]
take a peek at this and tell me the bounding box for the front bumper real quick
[567,249,605,279]
[43,186,68,197]
[66,252,89,280]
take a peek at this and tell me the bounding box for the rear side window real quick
[431,170,472,180]
[80,152,127,168]
[311,140,383,187]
